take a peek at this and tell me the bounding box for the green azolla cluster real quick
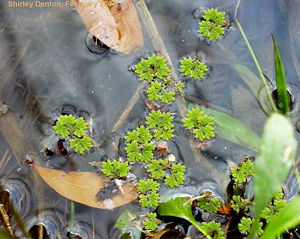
[231,195,248,213]
[238,217,263,237]
[138,179,160,208]
[198,8,226,41]
[147,159,168,179]
[147,81,175,104]
[182,107,215,141]
[231,159,254,184]
[146,110,174,141]
[135,54,177,104]
[53,115,92,154]
[125,126,155,163]
[135,54,170,82]
[164,163,185,188]
[197,194,222,213]
[260,188,287,223]
[101,160,130,179]
[230,160,288,236]
[201,221,225,239]
[143,213,161,231]
[180,57,208,80]
[124,54,187,231]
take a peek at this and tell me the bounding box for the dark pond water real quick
[0,0,299,238]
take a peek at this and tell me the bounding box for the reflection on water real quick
[0,0,299,238]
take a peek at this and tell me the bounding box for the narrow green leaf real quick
[251,113,297,237]
[157,197,212,239]
[271,33,289,115]
[199,106,261,152]
[260,196,300,239]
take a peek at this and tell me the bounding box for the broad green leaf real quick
[0,230,15,239]
[251,113,297,237]
[260,196,300,239]
[157,197,212,239]
[272,34,289,115]
[196,105,261,152]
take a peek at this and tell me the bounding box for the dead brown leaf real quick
[71,0,143,54]
[34,164,138,209]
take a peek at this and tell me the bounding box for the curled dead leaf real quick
[34,164,138,209]
[71,0,143,54]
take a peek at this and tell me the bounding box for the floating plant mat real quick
[0,0,300,239]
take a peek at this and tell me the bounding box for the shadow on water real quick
[0,0,299,238]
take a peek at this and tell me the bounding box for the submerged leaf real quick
[34,164,138,209]
[72,0,143,54]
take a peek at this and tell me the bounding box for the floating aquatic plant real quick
[182,107,215,141]
[146,110,174,141]
[125,126,155,163]
[180,57,208,80]
[53,115,92,154]
[147,159,168,180]
[231,158,254,184]
[197,194,222,213]
[138,179,160,208]
[201,221,225,239]
[198,8,226,41]
[147,81,175,103]
[135,54,170,82]
[238,217,263,237]
[101,160,130,179]
[164,163,185,188]
[143,213,161,231]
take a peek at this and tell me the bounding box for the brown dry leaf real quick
[34,164,138,209]
[71,0,143,54]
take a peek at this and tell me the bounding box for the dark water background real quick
[0,0,299,238]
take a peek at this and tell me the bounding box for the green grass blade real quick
[234,0,278,113]
[260,196,300,239]
[271,33,289,115]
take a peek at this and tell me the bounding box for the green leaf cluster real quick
[238,217,263,237]
[135,54,170,82]
[101,160,130,179]
[175,81,185,93]
[143,213,161,231]
[180,57,208,80]
[125,126,155,163]
[138,179,160,207]
[147,159,168,179]
[260,188,287,223]
[164,163,185,188]
[146,110,174,141]
[230,195,248,213]
[201,221,225,239]
[69,136,92,154]
[231,159,254,184]
[198,8,226,41]
[53,115,92,154]
[197,194,222,213]
[147,81,175,104]
[182,107,215,141]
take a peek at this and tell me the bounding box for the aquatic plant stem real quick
[234,0,278,113]
[111,81,146,132]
